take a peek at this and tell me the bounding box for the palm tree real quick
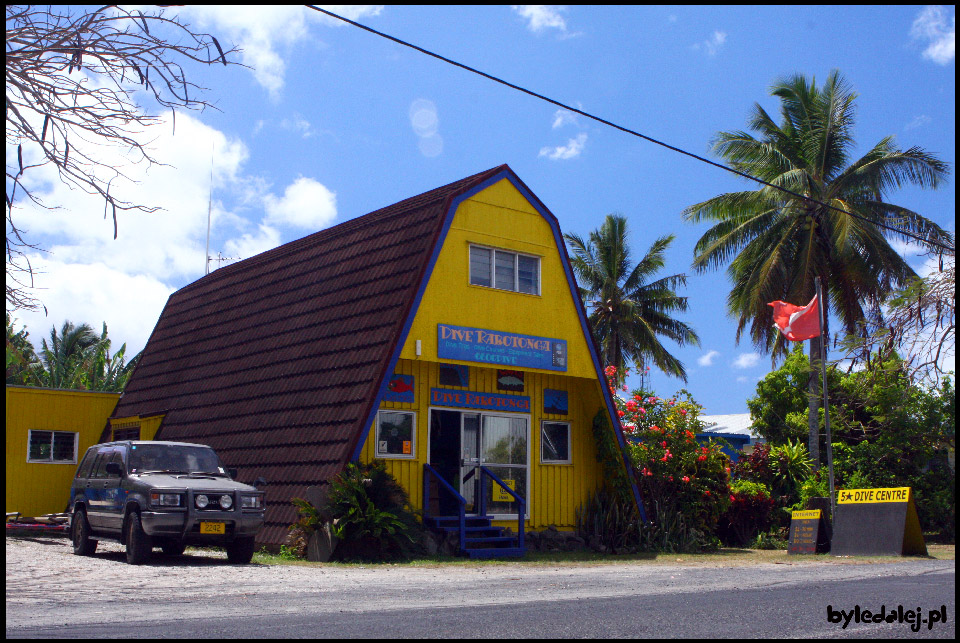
[565,214,700,383]
[683,70,952,465]
[38,320,102,389]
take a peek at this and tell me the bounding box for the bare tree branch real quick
[5,5,242,311]
[834,248,956,387]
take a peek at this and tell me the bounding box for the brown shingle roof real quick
[111,165,510,545]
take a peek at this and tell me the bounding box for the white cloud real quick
[12,259,174,357]
[9,107,339,353]
[409,99,444,158]
[177,6,384,99]
[264,176,337,229]
[551,109,578,129]
[732,352,760,369]
[539,133,587,160]
[693,30,727,56]
[280,113,315,138]
[512,6,567,33]
[222,223,282,263]
[905,114,932,131]
[911,6,956,65]
[698,350,720,367]
[12,110,249,281]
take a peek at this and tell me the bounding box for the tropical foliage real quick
[747,349,955,536]
[604,367,732,551]
[321,461,423,562]
[6,314,139,391]
[565,214,699,382]
[683,70,952,358]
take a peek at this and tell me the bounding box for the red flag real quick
[768,295,820,341]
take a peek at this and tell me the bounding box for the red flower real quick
[617,410,625,418]
[661,441,667,448]
[679,408,687,415]
[682,476,690,483]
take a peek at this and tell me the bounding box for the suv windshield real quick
[128,444,227,476]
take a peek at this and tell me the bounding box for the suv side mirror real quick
[227,468,238,480]
[105,462,123,477]
[253,476,268,490]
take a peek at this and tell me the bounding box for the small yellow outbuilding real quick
[6,386,120,517]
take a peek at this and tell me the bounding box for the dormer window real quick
[469,245,540,295]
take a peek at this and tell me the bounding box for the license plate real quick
[199,521,225,535]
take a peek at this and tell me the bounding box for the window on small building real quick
[376,410,416,459]
[540,421,571,464]
[112,422,141,441]
[27,430,79,464]
[469,245,540,295]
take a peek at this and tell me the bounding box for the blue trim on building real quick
[350,168,647,521]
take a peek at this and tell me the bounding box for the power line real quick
[306,5,954,254]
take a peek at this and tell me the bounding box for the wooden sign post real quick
[831,487,927,556]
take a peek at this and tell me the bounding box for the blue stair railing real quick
[477,466,525,552]
[423,463,466,555]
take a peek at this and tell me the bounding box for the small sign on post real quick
[788,509,829,554]
[831,487,927,556]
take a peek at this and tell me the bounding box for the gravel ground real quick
[6,535,955,634]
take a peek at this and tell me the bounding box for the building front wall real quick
[5,387,120,516]
[358,179,608,530]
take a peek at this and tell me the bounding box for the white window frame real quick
[540,420,572,464]
[26,429,79,464]
[469,244,541,296]
[375,410,417,460]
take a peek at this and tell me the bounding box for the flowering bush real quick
[717,479,775,547]
[605,366,731,551]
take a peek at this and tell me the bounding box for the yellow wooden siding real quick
[359,361,605,530]
[400,178,597,380]
[5,387,120,516]
[109,414,165,441]
[359,178,610,531]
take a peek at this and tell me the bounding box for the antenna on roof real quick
[205,142,214,275]
[203,144,240,275]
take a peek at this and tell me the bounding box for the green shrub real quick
[718,480,774,547]
[575,487,641,552]
[324,461,424,562]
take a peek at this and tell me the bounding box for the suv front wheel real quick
[125,511,153,565]
[225,537,256,564]
[71,508,97,556]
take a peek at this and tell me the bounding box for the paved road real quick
[6,538,955,638]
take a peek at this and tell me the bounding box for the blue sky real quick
[9,5,955,415]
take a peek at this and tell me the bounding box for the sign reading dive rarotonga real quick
[437,324,567,371]
[831,487,927,556]
[430,388,530,412]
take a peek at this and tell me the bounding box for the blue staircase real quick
[423,463,526,559]
[426,514,525,558]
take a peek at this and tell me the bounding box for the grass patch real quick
[251,543,953,567]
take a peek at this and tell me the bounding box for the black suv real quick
[69,441,265,564]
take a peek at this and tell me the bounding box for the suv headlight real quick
[150,492,183,507]
[241,495,262,509]
[219,494,233,509]
[195,494,209,509]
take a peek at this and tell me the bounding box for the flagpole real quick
[815,277,836,518]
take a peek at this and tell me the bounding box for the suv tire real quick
[125,511,153,565]
[71,508,97,556]
[225,537,256,564]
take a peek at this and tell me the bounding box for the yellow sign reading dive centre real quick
[837,487,911,504]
